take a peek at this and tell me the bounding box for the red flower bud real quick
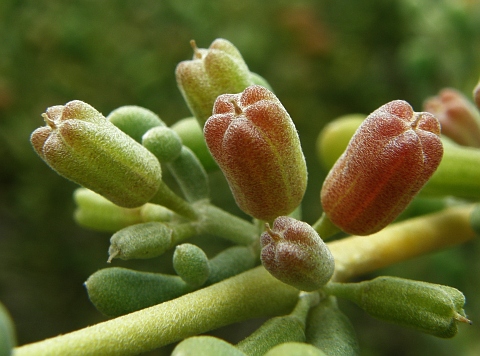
[204,85,307,221]
[321,100,443,235]
[260,216,334,291]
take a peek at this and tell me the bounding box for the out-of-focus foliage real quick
[0,0,479,355]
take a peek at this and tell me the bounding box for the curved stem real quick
[312,212,342,240]
[13,205,476,356]
[149,181,198,220]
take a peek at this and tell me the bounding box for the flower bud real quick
[30,100,163,208]
[324,276,471,338]
[176,39,253,125]
[142,126,183,162]
[204,85,307,221]
[423,88,480,147]
[107,105,165,143]
[0,301,16,355]
[321,100,443,235]
[264,342,327,356]
[85,267,192,317]
[173,243,211,287]
[260,216,334,291]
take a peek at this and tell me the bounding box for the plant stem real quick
[195,203,258,245]
[327,204,476,281]
[149,181,198,220]
[13,205,476,356]
[312,212,342,240]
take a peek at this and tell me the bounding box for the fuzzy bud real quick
[325,277,471,338]
[30,100,162,208]
[204,85,307,221]
[176,38,253,125]
[260,216,334,291]
[321,100,443,235]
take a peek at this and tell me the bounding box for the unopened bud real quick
[204,85,307,221]
[176,39,253,125]
[30,100,163,208]
[424,88,480,147]
[321,100,443,235]
[260,216,334,291]
[324,276,471,338]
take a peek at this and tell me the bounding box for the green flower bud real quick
[321,100,443,235]
[306,297,360,356]
[236,292,318,356]
[424,88,480,148]
[73,188,143,232]
[324,276,471,338]
[166,146,210,202]
[108,221,197,262]
[173,244,211,287]
[171,117,218,171]
[264,342,327,356]
[30,100,163,208]
[142,126,183,162]
[0,301,16,355]
[261,216,334,291]
[204,85,307,221]
[176,38,253,125]
[172,336,247,356]
[85,267,192,317]
[107,105,165,143]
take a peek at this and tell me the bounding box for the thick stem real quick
[195,203,258,245]
[149,181,198,220]
[312,212,342,240]
[13,205,476,355]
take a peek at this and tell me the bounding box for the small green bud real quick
[176,39,254,125]
[0,301,16,356]
[140,203,174,223]
[173,244,210,287]
[108,221,197,262]
[264,342,327,356]
[108,222,171,262]
[107,105,165,143]
[30,100,163,208]
[171,117,218,171]
[321,100,443,235]
[324,276,471,338]
[260,216,334,291]
[167,146,210,202]
[204,85,307,221]
[73,188,143,232]
[142,126,183,162]
[85,267,192,317]
[172,336,247,356]
[306,297,360,356]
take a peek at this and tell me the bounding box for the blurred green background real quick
[1,0,479,354]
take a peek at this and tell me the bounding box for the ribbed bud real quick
[424,88,480,147]
[260,216,334,291]
[176,38,253,125]
[321,100,443,235]
[30,100,162,208]
[204,85,307,221]
[325,276,471,338]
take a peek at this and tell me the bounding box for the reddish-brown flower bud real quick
[424,88,480,148]
[204,85,307,221]
[260,216,334,291]
[321,100,443,235]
